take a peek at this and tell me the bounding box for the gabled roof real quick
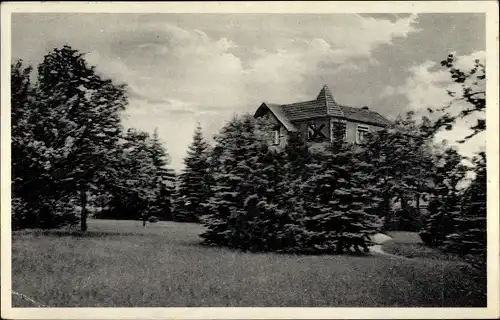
[254,85,391,129]
[254,102,298,132]
[340,105,392,126]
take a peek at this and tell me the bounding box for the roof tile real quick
[255,85,391,129]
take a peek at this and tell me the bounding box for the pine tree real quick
[274,131,314,252]
[419,147,468,246]
[444,151,486,263]
[362,112,436,231]
[200,115,259,247]
[301,138,382,254]
[175,124,211,222]
[149,128,176,221]
[119,129,158,225]
[200,114,286,251]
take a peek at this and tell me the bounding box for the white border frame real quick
[1,2,499,319]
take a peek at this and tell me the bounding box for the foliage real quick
[11,46,176,231]
[11,46,128,231]
[148,129,176,221]
[419,53,487,261]
[419,147,468,246]
[201,114,383,254]
[362,112,435,231]
[97,128,176,224]
[199,115,282,249]
[431,54,486,142]
[175,124,212,222]
[443,152,486,265]
[298,138,383,254]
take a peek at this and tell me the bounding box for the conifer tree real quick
[419,147,468,246]
[200,115,260,246]
[149,128,176,221]
[200,114,285,251]
[175,124,211,222]
[301,137,382,254]
[444,151,486,262]
[362,112,435,230]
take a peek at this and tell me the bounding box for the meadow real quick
[11,219,486,307]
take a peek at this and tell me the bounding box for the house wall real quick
[294,118,331,141]
[291,118,384,144]
[345,121,385,143]
[259,111,288,149]
[258,112,386,148]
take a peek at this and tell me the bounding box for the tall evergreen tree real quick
[200,114,285,250]
[362,112,435,230]
[149,128,176,221]
[419,146,468,246]
[444,151,486,262]
[200,115,259,246]
[175,124,211,222]
[119,129,157,225]
[300,138,382,254]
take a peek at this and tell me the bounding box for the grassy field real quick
[12,219,486,307]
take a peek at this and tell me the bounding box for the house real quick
[254,85,391,148]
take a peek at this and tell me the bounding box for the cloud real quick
[11,13,421,171]
[382,51,486,159]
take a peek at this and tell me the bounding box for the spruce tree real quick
[175,124,211,222]
[119,129,158,225]
[362,112,435,231]
[200,115,259,247]
[149,128,176,221]
[444,151,486,263]
[301,138,382,254]
[200,114,284,251]
[419,147,467,246]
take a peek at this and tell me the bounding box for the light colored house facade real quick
[254,85,391,148]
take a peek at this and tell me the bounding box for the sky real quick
[11,13,486,172]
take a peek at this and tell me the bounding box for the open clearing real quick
[11,219,486,307]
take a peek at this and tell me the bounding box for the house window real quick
[356,124,369,143]
[331,120,347,142]
[273,127,280,145]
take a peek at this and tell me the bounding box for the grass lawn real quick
[12,220,486,307]
[384,231,463,260]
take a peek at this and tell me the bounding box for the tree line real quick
[11,46,176,231]
[11,46,486,262]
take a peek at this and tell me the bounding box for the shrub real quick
[148,216,159,223]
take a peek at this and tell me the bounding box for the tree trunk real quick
[142,218,146,227]
[400,193,408,211]
[416,193,421,214]
[80,189,88,232]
